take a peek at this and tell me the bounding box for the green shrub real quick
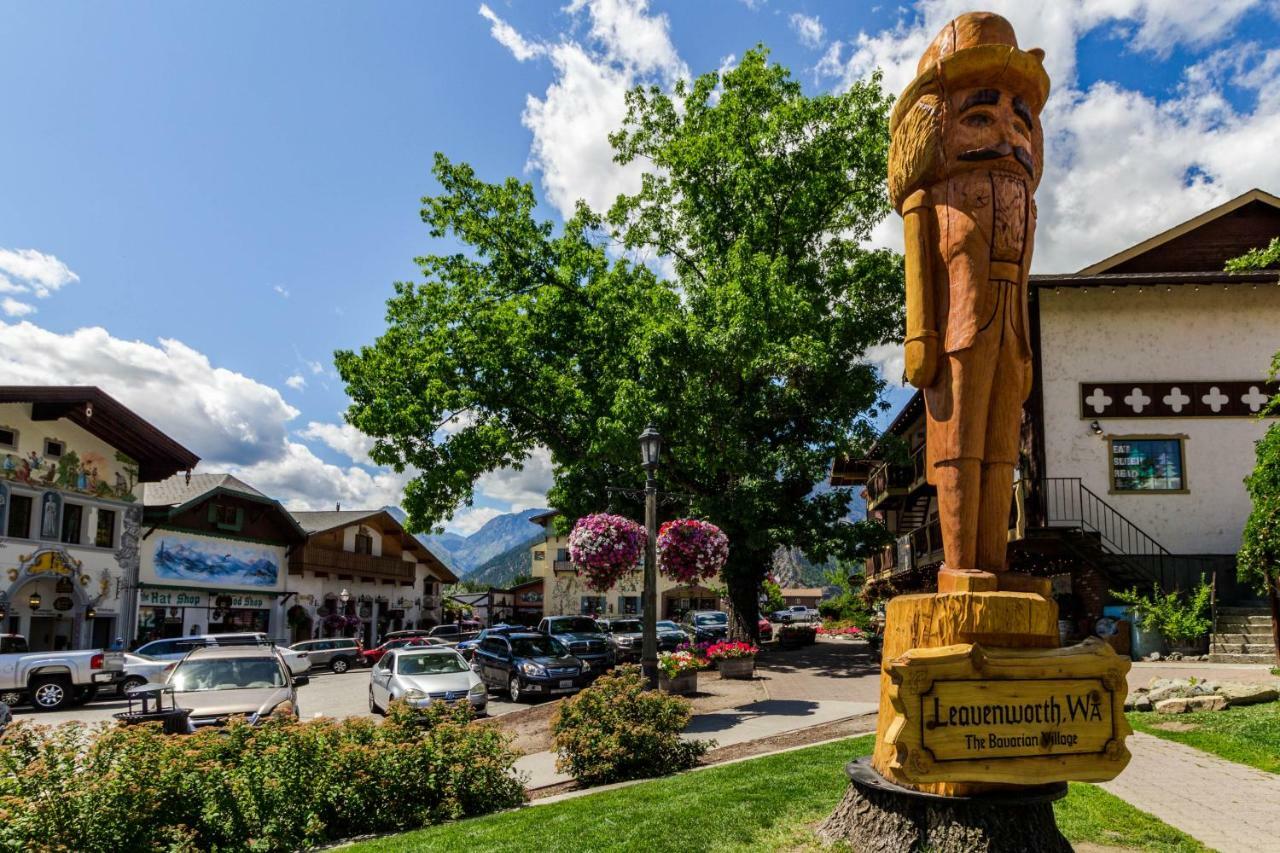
[551,666,713,787]
[0,701,524,852]
[1112,580,1213,645]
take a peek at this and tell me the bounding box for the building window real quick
[619,596,640,615]
[209,503,243,531]
[43,438,64,459]
[95,508,116,549]
[354,531,374,554]
[60,502,83,545]
[556,548,569,561]
[7,494,32,538]
[579,595,606,615]
[1109,436,1187,493]
[0,426,16,450]
[533,550,545,561]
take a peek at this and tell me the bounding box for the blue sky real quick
[3,1,1280,533]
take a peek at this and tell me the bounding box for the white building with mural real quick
[0,387,198,651]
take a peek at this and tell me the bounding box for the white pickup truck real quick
[0,634,125,711]
[769,605,821,624]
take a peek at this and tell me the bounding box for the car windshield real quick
[511,636,566,657]
[1,636,29,653]
[170,658,285,692]
[396,653,468,675]
[656,621,680,631]
[611,620,642,633]
[695,613,728,626]
[549,618,598,634]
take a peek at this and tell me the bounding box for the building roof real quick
[0,386,199,481]
[780,587,825,598]
[829,391,925,486]
[141,472,307,541]
[527,509,561,525]
[289,508,459,583]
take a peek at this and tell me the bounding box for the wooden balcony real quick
[865,518,944,581]
[553,560,576,573]
[288,545,417,582]
[865,446,928,510]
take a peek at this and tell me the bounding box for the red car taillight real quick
[90,653,104,670]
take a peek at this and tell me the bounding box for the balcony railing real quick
[866,518,944,581]
[289,545,416,582]
[552,560,577,573]
[865,445,928,508]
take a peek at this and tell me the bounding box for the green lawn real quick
[1129,702,1280,774]
[341,736,1203,853]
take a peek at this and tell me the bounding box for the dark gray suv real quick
[289,638,363,673]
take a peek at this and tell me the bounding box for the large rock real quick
[1155,697,1190,714]
[1215,682,1279,706]
[1132,694,1152,712]
[1185,695,1227,712]
[1147,682,1194,704]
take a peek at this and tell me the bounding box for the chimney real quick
[336,502,341,511]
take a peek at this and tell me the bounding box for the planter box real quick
[717,657,755,680]
[660,670,697,695]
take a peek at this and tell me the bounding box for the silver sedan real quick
[368,647,488,715]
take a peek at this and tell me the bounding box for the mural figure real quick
[40,491,62,539]
[888,11,1049,581]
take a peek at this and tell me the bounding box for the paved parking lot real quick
[7,667,524,726]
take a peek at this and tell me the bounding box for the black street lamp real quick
[639,425,661,689]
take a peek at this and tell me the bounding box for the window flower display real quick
[656,518,729,584]
[568,513,646,592]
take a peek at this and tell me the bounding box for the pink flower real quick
[656,519,728,584]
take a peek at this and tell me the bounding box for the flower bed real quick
[777,624,817,648]
[816,624,864,639]
[568,513,646,591]
[656,518,728,584]
[705,641,759,661]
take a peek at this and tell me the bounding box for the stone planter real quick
[660,670,697,695]
[716,656,755,679]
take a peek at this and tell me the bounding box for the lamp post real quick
[638,425,662,689]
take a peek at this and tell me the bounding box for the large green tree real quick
[336,49,903,638]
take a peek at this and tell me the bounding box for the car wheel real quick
[119,676,147,696]
[368,687,383,716]
[0,690,24,707]
[331,657,350,674]
[30,677,72,712]
[508,674,523,703]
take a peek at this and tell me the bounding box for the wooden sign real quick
[883,638,1131,785]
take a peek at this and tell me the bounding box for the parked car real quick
[367,647,487,715]
[455,625,520,661]
[166,645,306,728]
[655,620,688,652]
[0,701,10,735]
[684,610,730,643]
[472,632,590,703]
[290,638,364,674]
[135,633,311,676]
[361,636,445,667]
[380,629,434,642]
[770,605,820,623]
[116,653,172,695]
[0,636,124,711]
[537,615,614,672]
[758,617,774,642]
[599,618,644,662]
[426,622,483,644]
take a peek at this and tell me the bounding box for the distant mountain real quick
[466,541,535,588]
[425,507,549,575]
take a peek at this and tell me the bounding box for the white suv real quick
[136,633,310,675]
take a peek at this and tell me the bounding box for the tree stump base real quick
[818,758,1071,853]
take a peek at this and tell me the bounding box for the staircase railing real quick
[1032,477,1179,589]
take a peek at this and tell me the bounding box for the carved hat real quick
[890,12,1050,135]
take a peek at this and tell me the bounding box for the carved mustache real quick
[957,142,1036,178]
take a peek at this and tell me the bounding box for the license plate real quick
[559,679,574,688]
[551,688,576,694]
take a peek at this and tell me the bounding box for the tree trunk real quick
[1268,572,1280,666]
[724,554,764,642]
[819,776,1070,853]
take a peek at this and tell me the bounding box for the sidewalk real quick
[1101,732,1280,853]
[516,697,876,788]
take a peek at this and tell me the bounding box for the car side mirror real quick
[293,674,309,687]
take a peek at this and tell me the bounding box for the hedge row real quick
[0,702,524,852]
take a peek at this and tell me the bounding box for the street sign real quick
[882,638,1131,785]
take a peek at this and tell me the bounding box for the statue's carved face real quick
[943,85,1042,185]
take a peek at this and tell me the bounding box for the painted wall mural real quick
[151,535,281,588]
[1,449,138,502]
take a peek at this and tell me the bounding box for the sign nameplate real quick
[885,638,1131,785]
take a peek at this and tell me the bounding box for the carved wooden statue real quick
[889,11,1049,585]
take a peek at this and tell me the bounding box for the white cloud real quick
[1,297,36,317]
[285,373,306,390]
[822,0,1280,272]
[0,320,299,467]
[478,3,545,61]
[307,360,326,375]
[447,505,504,535]
[475,445,555,512]
[230,439,413,513]
[273,285,290,298]
[0,248,78,298]
[864,342,906,387]
[484,0,688,220]
[789,13,825,49]
[298,420,375,465]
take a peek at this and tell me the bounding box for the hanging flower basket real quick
[568,513,645,591]
[657,518,729,584]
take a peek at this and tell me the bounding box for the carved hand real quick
[904,335,939,388]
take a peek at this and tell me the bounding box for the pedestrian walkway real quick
[516,697,876,788]
[1101,732,1280,853]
